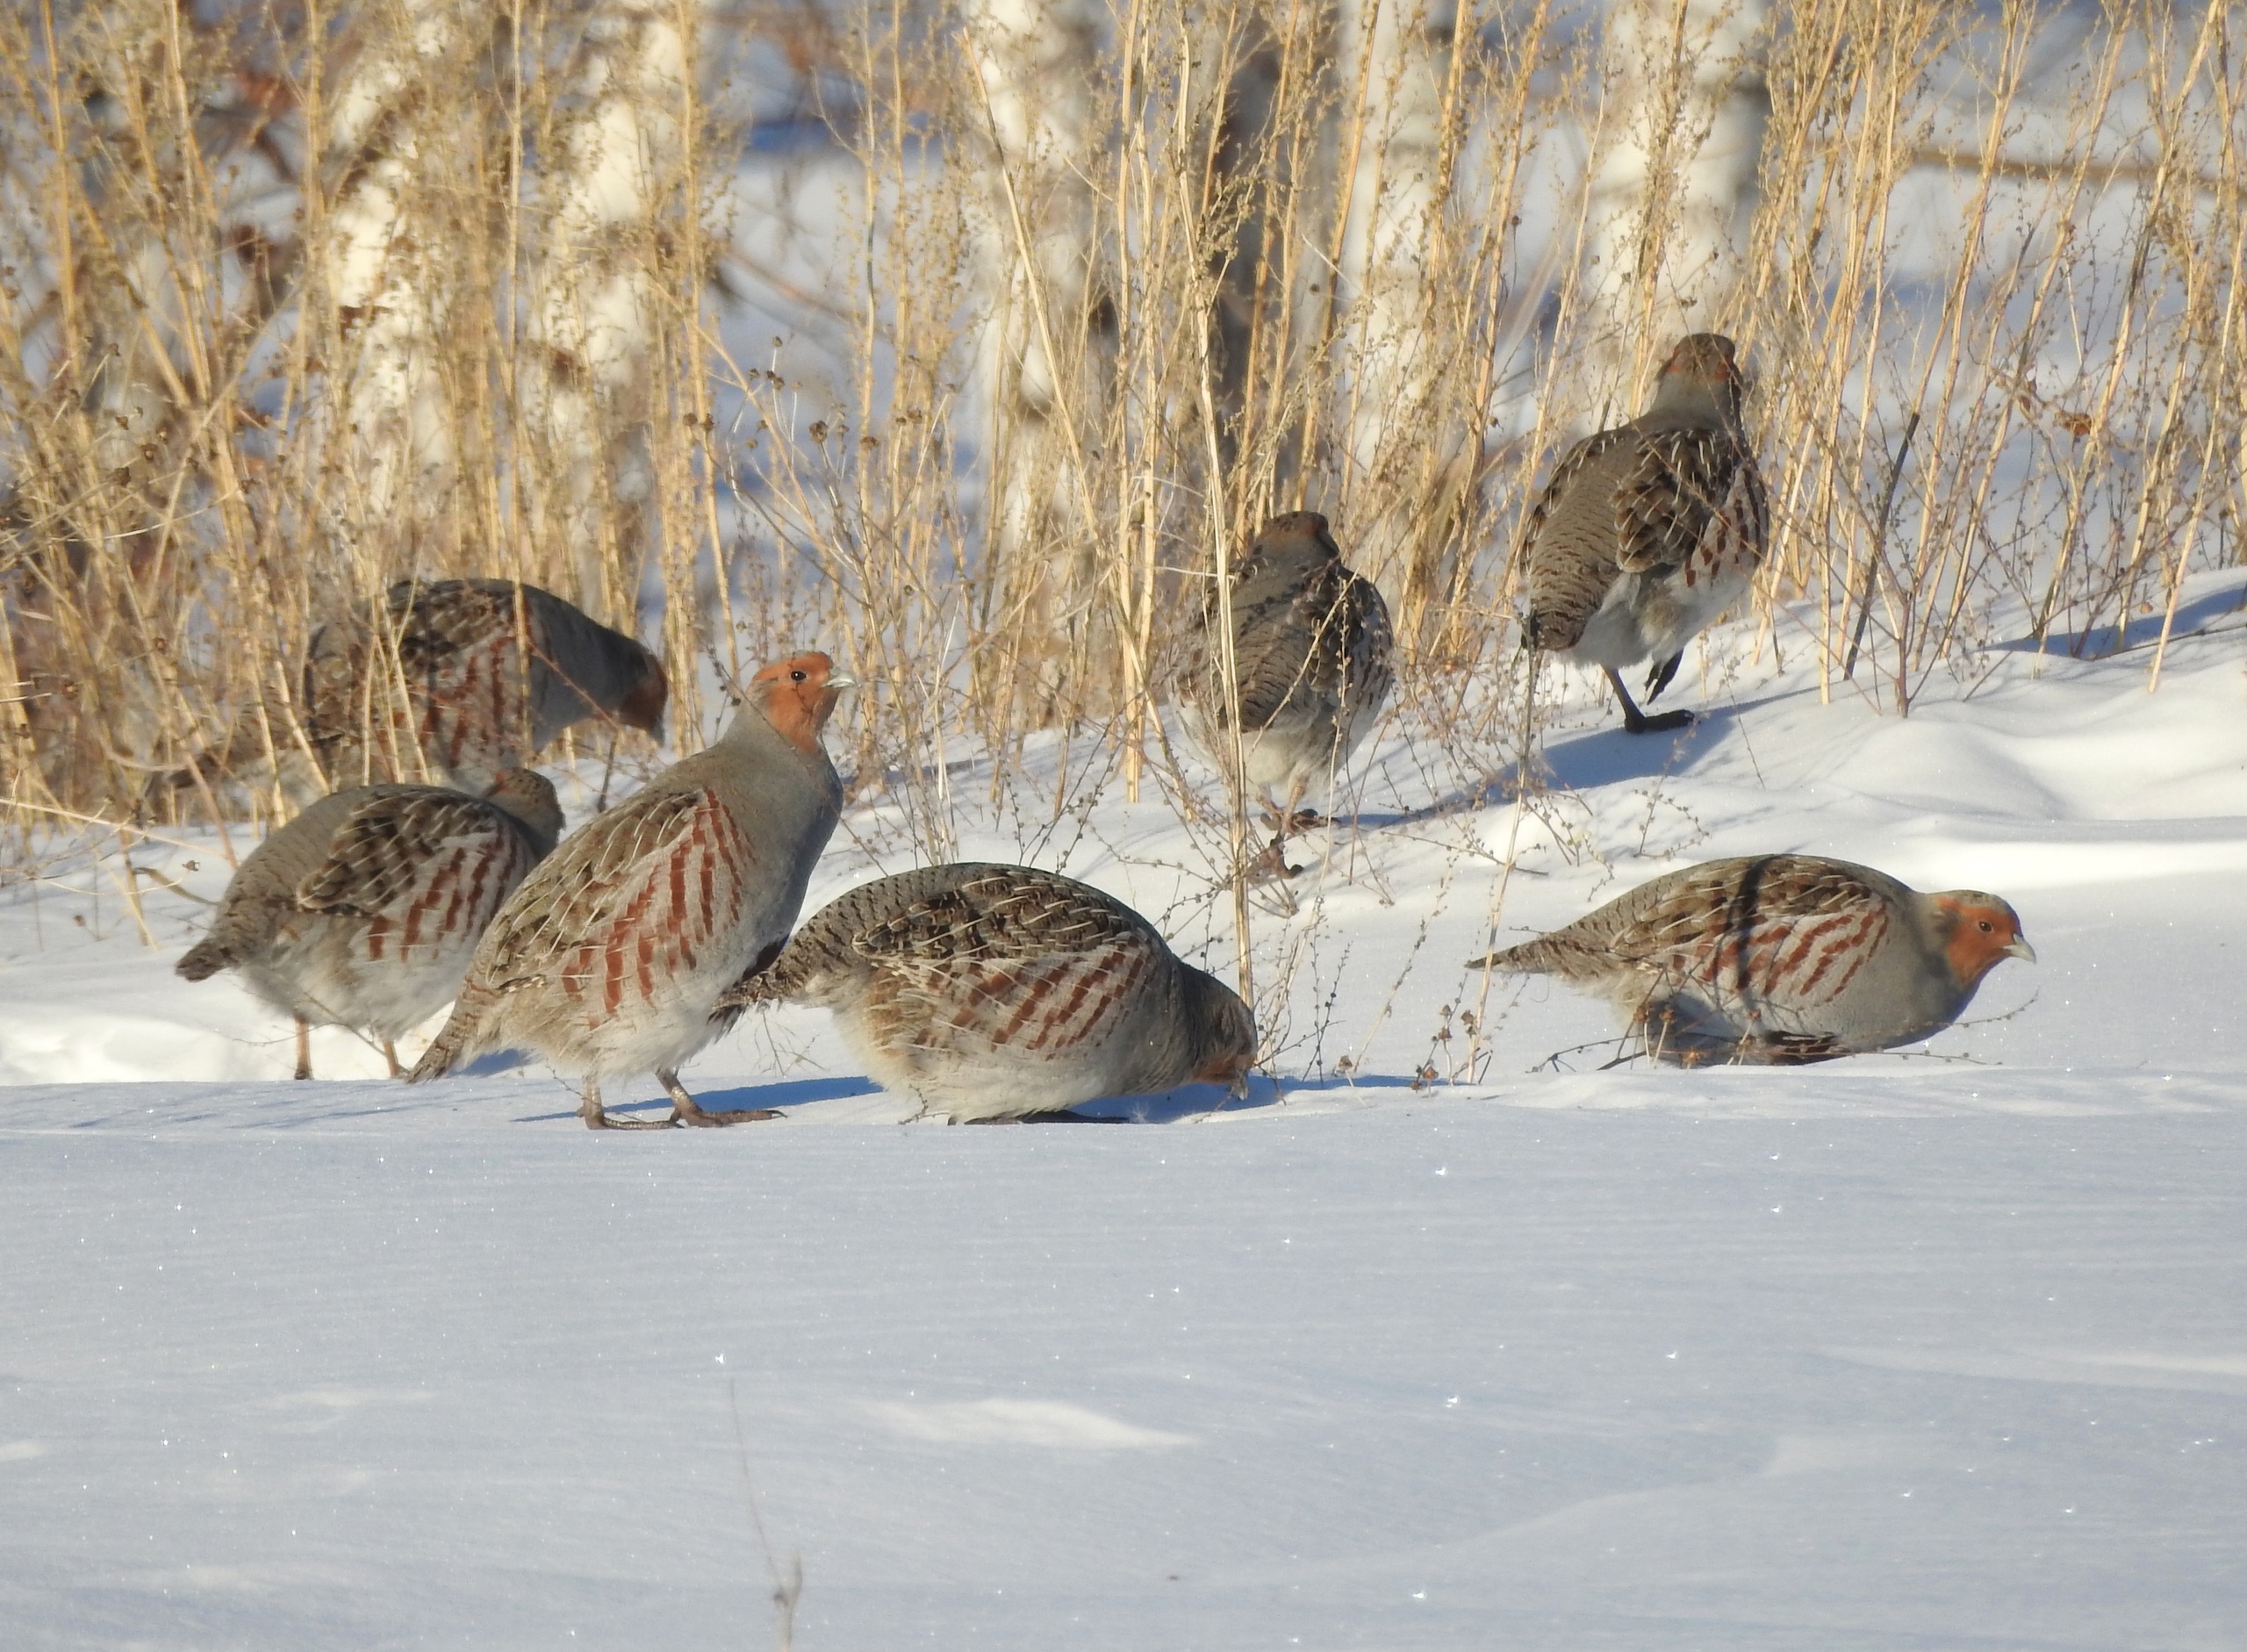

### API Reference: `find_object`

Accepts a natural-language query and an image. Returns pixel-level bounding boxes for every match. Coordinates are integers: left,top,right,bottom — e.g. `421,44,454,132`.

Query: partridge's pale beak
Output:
2005,936,2037,964
825,670,857,691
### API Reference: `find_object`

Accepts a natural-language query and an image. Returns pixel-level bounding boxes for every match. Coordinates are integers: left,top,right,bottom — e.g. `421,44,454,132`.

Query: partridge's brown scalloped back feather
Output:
718,862,1256,1122
303,579,669,792
1187,511,1394,805
176,771,563,1067
147,581,668,817
1468,854,2032,1066
1518,334,1767,729
407,652,847,1128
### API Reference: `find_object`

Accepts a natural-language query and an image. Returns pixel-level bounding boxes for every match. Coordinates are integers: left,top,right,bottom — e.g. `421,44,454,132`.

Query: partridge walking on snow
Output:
1467,854,2034,1065
1518,334,1766,733
1187,511,1394,873
176,769,564,1079
714,863,1258,1123
409,654,850,1129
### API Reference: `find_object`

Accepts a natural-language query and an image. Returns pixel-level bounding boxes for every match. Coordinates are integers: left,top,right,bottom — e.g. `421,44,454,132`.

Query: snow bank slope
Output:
1,1092,2241,1649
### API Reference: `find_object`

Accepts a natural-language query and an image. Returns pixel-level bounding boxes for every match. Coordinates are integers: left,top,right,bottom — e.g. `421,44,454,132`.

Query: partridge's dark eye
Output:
790,669,807,683
1978,919,1993,933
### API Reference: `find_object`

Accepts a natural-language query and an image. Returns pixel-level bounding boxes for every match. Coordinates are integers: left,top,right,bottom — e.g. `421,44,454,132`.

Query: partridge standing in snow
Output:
1467,854,2034,1065
409,654,850,1129
1518,334,1766,733
1187,511,1394,874
714,863,1257,1123
151,579,668,815
176,769,564,1079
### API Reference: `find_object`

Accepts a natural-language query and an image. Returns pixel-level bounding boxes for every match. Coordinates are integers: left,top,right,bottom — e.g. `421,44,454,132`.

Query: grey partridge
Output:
1186,511,1394,873
153,579,667,815
408,653,849,1129
1518,334,1766,733
714,862,1257,1123
1468,854,2034,1065
176,769,564,1078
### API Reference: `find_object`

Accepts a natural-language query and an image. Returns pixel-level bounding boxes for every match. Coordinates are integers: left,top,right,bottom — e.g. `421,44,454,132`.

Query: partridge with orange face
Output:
1468,854,2034,1065
1518,333,1767,733
408,654,849,1127
714,863,1257,1122
176,769,564,1079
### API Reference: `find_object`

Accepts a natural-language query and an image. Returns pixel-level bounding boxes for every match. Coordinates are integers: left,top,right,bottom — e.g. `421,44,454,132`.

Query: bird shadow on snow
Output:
1988,580,2247,657
509,1074,1284,1126
510,1074,882,1124
1070,1073,1289,1124
1358,690,1797,828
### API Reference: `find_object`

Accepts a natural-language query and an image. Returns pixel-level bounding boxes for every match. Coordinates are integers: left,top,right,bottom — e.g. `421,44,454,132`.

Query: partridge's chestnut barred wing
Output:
176,770,564,1078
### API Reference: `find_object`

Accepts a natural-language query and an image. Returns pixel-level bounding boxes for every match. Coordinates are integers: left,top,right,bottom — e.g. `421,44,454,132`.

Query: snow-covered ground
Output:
4,579,2244,1646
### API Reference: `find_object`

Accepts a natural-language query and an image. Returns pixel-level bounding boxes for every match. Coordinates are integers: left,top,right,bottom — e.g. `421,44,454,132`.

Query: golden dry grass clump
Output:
1,0,2239,878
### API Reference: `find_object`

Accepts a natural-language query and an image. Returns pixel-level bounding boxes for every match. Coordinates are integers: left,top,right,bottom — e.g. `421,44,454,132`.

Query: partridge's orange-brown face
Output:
1196,1049,1254,1100
752,652,851,753
1192,985,1258,1098
1936,894,2035,987
1662,333,1741,391
618,656,669,736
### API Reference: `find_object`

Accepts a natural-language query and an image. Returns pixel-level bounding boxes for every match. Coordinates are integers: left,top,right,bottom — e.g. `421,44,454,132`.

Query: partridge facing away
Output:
152,579,667,815
714,863,1257,1123
176,769,564,1079
408,653,850,1129
1467,854,2033,1066
1518,333,1766,734
1186,511,1394,873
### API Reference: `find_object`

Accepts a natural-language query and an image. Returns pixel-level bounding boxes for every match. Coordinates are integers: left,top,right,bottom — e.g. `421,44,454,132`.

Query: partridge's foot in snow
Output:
672,1100,782,1126
1247,840,1303,882
579,1085,673,1131
1605,668,1695,735
1263,804,1325,837
664,1071,781,1126
1623,706,1695,735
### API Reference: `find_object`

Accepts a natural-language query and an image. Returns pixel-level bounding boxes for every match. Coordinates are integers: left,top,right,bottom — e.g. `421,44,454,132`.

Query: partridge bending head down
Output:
1468,854,2033,1066
1185,511,1394,875
148,580,667,818
716,862,1257,1122
176,770,564,1078
408,652,850,1128
1518,333,1766,735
